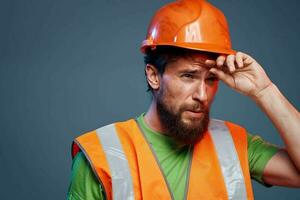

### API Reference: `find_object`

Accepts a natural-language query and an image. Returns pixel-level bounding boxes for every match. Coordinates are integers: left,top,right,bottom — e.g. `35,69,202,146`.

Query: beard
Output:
156,90,210,146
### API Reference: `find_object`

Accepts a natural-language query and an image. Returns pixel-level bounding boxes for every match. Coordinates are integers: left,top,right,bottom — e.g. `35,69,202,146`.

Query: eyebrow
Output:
179,69,199,74
178,68,217,77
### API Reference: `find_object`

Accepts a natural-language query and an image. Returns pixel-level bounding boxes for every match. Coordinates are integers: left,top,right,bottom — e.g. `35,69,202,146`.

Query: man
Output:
67,0,300,199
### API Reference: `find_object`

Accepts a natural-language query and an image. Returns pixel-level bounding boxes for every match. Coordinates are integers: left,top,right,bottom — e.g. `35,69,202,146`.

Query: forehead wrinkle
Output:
185,55,210,69
183,61,209,73
165,55,211,74
192,62,209,70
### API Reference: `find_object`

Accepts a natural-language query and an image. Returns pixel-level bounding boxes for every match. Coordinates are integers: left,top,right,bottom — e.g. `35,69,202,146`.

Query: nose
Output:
192,80,208,103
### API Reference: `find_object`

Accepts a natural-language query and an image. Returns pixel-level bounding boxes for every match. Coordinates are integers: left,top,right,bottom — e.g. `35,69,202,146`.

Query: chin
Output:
182,115,203,125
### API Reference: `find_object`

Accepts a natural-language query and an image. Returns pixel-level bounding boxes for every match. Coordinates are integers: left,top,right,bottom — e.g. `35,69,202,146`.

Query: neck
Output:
144,101,167,134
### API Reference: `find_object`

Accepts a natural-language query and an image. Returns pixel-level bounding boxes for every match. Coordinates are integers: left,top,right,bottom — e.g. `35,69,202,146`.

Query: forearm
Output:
253,83,300,170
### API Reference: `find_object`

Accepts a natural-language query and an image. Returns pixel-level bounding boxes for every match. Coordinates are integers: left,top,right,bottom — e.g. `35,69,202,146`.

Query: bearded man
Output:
67,0,300,199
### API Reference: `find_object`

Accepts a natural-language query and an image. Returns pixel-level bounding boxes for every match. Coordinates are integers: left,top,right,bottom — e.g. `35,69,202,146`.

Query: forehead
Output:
166,53,213,72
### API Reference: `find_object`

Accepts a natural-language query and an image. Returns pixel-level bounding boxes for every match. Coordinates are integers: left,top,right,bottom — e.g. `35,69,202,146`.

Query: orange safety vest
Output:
72,119,254,200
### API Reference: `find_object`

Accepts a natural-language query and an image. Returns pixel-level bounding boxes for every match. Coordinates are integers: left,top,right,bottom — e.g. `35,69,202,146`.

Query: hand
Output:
205,52,272,99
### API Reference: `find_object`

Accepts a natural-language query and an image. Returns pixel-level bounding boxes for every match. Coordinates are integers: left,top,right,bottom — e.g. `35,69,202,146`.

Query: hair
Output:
144,46,218,93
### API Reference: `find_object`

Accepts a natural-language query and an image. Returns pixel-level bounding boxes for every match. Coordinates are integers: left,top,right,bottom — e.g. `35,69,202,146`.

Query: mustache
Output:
180,103,207,112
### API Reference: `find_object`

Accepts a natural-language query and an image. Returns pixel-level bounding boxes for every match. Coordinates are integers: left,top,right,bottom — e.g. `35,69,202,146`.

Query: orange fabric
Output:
73,119,254,200
115,120,172,200
74,131,112,200
187,131,228,199
225,121,254,199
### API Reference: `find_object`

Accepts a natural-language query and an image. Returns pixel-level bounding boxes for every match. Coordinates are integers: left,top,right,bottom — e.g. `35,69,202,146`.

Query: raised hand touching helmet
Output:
206,52,272,99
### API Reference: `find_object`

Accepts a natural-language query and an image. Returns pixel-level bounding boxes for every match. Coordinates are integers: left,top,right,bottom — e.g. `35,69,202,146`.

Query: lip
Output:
185,110,204,118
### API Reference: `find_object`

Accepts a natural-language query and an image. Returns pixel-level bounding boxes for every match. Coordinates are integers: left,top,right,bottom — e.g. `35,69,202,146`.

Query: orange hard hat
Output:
141,0,235,55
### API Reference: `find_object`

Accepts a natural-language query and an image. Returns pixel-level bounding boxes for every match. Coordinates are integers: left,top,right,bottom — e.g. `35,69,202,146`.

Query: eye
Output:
181,73,194,79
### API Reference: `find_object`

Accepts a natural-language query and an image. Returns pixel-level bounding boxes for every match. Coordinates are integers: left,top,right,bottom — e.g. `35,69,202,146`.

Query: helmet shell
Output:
141,0,235,55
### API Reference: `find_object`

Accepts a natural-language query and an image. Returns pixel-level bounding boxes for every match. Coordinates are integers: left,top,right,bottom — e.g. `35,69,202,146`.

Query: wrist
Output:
252,82,276,102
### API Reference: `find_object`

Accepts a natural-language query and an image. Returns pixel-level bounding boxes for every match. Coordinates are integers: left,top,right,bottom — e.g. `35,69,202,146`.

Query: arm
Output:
67,152,106,199
254,83,300,187
206,52,300,187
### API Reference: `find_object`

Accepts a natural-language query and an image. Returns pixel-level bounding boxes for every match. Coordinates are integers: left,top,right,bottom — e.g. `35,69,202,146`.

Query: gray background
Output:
0,0,299,199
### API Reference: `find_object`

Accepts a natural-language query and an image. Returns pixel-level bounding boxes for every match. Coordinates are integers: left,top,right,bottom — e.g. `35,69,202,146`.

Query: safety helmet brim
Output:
141,41,236,55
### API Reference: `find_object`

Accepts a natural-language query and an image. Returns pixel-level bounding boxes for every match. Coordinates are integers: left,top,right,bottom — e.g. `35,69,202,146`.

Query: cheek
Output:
170,81,194,101
162,79,188,108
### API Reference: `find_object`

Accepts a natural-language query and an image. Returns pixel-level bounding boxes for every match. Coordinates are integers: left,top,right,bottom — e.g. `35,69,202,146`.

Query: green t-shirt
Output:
67,114,279,200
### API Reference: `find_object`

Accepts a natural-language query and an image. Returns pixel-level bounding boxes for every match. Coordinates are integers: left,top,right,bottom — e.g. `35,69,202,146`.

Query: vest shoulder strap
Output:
73,129,112,200
209,119,248,199
95,123,134,200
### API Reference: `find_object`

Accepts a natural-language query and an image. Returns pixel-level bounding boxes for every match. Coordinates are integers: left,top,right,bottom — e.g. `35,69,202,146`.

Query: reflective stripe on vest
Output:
96,124,134,200
95,119,247,200
209,119,247,200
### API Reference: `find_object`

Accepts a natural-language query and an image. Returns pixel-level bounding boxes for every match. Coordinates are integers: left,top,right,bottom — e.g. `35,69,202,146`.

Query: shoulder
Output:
67,152,105,200
210,119,247,136
209,119,249,153
76,118,137,139
72,118,138,157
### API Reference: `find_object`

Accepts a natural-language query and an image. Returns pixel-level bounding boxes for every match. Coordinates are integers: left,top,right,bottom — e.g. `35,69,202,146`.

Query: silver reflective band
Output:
209,119,247,200
96,124,134,200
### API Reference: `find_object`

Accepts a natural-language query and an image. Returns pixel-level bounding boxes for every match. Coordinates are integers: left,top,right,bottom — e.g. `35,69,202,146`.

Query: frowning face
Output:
155,54,219,145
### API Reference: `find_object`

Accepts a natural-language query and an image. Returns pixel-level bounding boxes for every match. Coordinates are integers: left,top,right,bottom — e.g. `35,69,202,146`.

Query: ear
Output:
145,64,160,90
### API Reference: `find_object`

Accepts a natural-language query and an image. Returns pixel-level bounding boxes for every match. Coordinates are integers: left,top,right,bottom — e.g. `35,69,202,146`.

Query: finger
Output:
235,52,244,68
239,52,254,65
226,55,236,73
205,59,216,67
209,68,234,87
216,55,226,68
